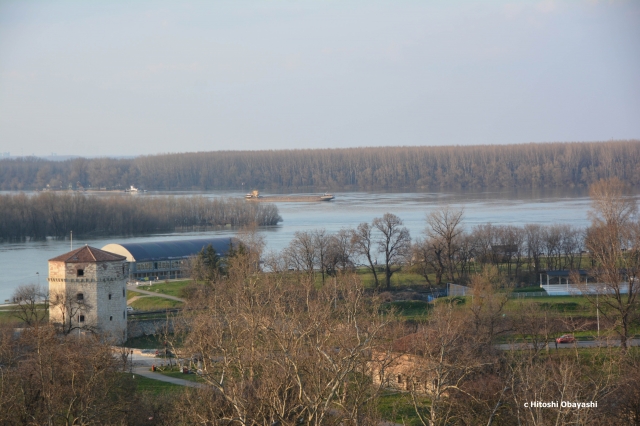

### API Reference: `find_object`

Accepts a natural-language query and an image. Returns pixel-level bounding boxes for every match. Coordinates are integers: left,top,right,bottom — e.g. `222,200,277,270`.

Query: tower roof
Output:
49,245,126,263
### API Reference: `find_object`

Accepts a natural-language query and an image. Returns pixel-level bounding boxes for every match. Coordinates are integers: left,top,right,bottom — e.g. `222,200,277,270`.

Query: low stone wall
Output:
127,318,175,338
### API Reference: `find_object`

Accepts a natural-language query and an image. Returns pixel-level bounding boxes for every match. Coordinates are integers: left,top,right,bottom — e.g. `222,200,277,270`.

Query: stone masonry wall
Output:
48,259,128,343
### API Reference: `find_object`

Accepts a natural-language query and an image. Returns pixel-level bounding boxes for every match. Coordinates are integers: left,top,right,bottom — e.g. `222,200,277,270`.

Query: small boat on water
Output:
319,193,335,201
124,185,146,193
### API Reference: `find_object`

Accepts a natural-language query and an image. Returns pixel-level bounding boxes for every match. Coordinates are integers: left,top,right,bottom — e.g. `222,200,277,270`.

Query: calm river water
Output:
0,188,616,302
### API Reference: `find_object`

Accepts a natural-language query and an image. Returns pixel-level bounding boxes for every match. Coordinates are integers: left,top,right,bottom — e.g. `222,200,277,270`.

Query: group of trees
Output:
1,140,639,191
0,192,282,240
277,208,614,290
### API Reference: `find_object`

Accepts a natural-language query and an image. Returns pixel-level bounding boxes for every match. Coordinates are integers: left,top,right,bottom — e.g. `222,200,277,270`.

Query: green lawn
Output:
130,297,184,311
381,300,431,319
156,366,203,383
127,290,143,300
504,295,595,317
130,374,183,395
0,309,20,324
136,280,190,298
377,392,421,425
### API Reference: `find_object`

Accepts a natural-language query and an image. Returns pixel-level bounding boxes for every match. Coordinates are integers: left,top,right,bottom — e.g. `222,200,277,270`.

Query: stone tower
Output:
48,245,129,343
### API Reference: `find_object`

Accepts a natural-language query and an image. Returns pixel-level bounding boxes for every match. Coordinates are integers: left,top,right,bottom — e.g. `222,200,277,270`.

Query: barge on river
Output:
244,190,334,202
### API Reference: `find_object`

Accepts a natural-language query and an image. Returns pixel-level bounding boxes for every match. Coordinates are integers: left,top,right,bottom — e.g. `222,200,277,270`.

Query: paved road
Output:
497,338,640,350
132,365,203,388
127,285,185,302
119,351,203,388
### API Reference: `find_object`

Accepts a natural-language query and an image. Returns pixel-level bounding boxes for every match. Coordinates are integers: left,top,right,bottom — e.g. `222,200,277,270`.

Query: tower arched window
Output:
77,293,84,301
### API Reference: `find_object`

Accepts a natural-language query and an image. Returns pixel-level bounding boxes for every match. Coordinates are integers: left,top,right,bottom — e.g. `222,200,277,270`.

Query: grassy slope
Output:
136,281,190,298
129,297,183,311
130,374,183,395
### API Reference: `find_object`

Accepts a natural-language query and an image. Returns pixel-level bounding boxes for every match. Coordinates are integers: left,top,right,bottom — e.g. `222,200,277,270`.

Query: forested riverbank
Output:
1,140,639,191
0,193,281,240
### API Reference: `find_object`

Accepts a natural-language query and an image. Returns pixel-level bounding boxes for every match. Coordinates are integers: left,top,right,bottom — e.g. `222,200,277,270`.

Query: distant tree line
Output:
0,192,282,240
1,140,639,191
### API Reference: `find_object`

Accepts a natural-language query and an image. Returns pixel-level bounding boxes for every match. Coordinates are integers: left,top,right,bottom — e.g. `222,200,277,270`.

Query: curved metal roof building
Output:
102,237,236,262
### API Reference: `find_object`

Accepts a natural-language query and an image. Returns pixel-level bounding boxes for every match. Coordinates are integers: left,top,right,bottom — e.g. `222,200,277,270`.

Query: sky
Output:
0,0,639,157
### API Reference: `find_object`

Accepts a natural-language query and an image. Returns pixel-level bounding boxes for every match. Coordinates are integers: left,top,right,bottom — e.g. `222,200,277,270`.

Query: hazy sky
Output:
0,0,638,157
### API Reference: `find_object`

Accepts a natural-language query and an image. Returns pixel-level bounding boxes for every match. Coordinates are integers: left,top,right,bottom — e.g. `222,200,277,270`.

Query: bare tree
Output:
325,229,354,274
284,230,317,277
373,213,411,290
412,236,446,287
426,207,464,282
10,284,48,329
467,266,512,348
582,179,640,349
313,228,330,283
403,303,489,426
351,222,380,288
524,224,545,276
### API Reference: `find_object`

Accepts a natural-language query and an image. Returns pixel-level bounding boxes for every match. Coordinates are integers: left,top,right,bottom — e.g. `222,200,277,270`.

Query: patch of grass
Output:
137,281,190,298
127,290,143,300
0,309,21,324
130,297,184,311
512,286,546,293
156,366,203,383
503,296,594,317
378,392,421,425
382,300,431,319
356,269,427,289
130,374,183,395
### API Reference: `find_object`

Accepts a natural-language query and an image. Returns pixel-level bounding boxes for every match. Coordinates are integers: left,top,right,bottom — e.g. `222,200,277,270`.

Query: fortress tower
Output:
48,245,129,343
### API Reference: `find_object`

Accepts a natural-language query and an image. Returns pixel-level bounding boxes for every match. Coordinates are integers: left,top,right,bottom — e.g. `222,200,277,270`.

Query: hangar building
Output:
101,237,235,281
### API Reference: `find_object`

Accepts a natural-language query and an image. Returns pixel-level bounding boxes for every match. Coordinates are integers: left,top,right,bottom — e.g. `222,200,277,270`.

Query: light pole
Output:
36,272,39,287
596,293,600,338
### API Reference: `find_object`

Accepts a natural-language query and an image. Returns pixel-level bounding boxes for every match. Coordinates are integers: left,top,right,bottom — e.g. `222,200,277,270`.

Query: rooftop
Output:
49,245,127,263
101,237,236,262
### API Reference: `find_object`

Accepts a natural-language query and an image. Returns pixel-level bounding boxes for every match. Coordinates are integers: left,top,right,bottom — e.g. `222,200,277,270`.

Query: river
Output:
0,187,616,302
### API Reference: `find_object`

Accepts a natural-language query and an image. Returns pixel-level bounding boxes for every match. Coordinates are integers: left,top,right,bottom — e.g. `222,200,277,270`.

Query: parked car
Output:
556,334,576,344
126,306,134,312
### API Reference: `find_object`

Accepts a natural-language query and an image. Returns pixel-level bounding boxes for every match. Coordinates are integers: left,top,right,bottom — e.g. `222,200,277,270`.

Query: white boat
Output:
320,193,334,201
125,185,146,193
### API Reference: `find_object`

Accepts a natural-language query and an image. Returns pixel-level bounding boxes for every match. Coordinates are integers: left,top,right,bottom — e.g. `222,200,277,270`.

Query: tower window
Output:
77,293,84,301
108,293,112,300
110,316,113,321
79,315,85,323
122,288,125,297
77,269,84,277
